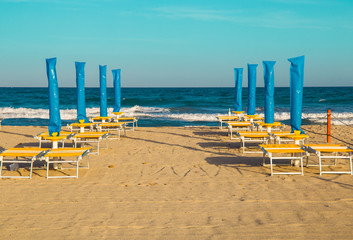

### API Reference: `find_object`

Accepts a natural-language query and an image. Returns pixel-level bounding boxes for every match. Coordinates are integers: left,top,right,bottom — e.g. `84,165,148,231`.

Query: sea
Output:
0,87,352,127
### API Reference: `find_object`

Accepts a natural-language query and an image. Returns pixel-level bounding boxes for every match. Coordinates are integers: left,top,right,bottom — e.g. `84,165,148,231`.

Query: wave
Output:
1,106,353,125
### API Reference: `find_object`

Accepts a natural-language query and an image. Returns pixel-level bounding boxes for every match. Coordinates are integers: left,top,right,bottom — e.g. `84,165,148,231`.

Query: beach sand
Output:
1,125,353,239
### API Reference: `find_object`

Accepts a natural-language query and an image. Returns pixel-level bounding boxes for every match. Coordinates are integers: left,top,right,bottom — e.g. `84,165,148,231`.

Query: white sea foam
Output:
1,106,353,125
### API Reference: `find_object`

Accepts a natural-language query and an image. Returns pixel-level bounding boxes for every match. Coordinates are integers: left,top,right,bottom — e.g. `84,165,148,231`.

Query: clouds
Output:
150,6,324,29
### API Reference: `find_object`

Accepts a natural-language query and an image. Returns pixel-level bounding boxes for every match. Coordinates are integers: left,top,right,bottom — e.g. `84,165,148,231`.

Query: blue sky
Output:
0,0,352,87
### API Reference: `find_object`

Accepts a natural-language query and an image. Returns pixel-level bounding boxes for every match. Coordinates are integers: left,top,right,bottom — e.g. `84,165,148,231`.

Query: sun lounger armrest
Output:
81,149,91,158
258,146,269,155
306,146,320,155
235,132,242,138
37,149,51,159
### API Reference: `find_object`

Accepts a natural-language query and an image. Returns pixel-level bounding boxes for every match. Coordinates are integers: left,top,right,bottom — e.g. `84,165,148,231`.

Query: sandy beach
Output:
1,125,353,239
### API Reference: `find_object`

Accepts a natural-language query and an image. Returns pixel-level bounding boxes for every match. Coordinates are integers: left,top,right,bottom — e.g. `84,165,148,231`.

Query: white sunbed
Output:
227,121,254,140
217,115,241,130
304,144,353,175
0,147,49,179
95,122,126,139
41,147,91,179
236,131,271,153
69,132,110,155
259,144,306,176
34,131,74,148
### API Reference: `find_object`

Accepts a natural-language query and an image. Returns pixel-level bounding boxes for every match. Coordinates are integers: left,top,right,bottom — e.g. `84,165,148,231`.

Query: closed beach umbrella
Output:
234,68,243,111
112,69,121,112
75,62,88,123
263,61,276,124
46,57,61,136
247,64,258,115
288,55,305,132
99,65,107,117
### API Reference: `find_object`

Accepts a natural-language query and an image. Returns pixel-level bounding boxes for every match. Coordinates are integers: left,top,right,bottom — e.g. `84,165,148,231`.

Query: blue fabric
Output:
112,69,121,112
247,64,258,115
75,62,88,123
99,65,107,117
263,61,276,124
46,57,61,136
288,56,305,133
233,68,243,111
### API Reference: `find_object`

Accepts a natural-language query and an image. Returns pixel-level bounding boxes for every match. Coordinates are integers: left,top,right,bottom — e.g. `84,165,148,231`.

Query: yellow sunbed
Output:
90,116,112,123
271,131,309,144
227,121,254,139
95,122,126,139
304,144,353,175
0,147,49,179
41,147,91,179
217,115,240,129
243,115,264,123
259,144,306,176
34,131,74,148
236,131,270,153
256,122,285,132
67,122,96,132
69,132,110,155
114,117,138,130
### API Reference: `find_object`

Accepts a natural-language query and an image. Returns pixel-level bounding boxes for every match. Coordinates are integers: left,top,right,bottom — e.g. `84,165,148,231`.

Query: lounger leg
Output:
76,160,79,179
300,156,304,176
319,155,323,176
46,160,49,179
0,157,3,177
350,156,353,175
270,155,273,176
29,159,33,179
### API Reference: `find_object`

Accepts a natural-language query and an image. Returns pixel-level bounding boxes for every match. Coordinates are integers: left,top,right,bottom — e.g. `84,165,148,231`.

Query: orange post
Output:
327,109,331,143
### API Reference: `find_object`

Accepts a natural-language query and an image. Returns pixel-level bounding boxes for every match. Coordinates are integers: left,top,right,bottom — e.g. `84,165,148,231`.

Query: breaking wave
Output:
1,106,353,125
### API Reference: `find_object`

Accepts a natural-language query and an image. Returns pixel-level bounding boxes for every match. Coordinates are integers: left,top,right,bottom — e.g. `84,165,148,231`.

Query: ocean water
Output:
0,87,352,127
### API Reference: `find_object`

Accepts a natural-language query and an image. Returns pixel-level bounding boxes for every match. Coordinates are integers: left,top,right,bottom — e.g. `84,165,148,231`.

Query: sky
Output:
0,0,352,87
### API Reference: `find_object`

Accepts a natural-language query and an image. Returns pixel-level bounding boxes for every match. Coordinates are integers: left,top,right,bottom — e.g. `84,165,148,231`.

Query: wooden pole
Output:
327,109,331,143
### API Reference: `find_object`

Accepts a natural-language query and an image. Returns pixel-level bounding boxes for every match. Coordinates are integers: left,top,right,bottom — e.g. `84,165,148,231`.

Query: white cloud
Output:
151,6,325,29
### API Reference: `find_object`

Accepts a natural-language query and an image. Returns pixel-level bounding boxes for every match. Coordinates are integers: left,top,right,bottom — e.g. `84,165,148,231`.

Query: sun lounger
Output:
227,121,254,139
217,116,240,129
114,117,138,131
304,144,353,175
34,131,74,148
236,131,270,153
41,147,91,179
271,131,309,144
69,132,110,155
90,116,112,123
259,144,306,176
255,122,285,132
243,115,264,123
0,148,49,179
67,122,96,132
95,122,126,139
